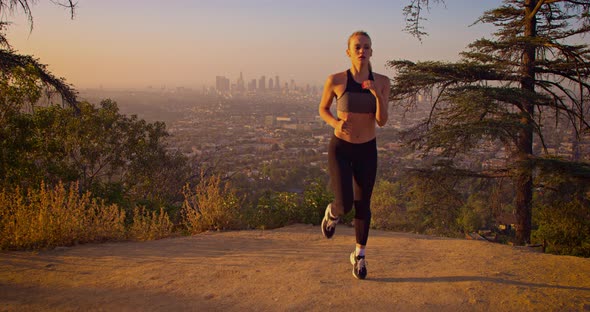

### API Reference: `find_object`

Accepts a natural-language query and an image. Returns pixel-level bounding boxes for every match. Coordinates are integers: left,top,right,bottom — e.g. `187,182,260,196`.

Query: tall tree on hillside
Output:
394,0,590,244
0,0,78,110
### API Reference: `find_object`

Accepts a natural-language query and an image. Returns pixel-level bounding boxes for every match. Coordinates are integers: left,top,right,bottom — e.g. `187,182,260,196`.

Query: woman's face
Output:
347,35,372,64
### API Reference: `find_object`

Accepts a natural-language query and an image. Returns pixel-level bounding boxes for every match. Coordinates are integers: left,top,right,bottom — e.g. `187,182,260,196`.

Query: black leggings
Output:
328,135,377,246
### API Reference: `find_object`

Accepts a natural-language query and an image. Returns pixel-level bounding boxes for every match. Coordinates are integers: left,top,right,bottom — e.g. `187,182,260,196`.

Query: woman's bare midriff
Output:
334,111,376,143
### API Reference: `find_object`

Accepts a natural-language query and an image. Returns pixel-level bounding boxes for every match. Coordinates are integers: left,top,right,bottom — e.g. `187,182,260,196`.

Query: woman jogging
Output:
318,30,390,280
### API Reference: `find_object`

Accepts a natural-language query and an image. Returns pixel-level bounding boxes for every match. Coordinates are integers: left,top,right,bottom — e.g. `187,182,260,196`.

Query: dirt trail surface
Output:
1,224,589,311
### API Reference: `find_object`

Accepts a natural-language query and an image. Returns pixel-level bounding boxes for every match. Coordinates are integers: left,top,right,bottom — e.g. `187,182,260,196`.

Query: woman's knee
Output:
353,200,371,220
331,201,353,216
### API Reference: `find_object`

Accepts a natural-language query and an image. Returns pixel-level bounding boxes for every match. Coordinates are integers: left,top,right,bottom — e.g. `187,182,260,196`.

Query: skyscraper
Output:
259,75,266,91
216,76,230,93
237,72,245,92
248,79,257,91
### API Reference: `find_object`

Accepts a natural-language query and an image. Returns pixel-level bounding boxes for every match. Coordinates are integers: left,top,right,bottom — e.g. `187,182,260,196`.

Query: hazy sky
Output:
5,0,505,89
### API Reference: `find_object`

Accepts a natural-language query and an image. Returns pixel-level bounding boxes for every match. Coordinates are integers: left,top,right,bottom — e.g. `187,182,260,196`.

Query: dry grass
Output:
0,182,126,250
181,174,242,234
0,182,176,250
129,206,174,241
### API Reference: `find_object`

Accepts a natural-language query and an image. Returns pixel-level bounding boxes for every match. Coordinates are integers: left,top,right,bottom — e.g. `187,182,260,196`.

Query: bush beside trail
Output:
0,182,172,250
1,174,588,258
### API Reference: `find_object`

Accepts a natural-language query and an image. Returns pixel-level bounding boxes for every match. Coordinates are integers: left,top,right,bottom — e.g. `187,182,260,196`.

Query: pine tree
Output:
394,0,590,244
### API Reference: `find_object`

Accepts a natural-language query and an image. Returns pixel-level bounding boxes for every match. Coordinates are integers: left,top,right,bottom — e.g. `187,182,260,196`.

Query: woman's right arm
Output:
318,75,342,131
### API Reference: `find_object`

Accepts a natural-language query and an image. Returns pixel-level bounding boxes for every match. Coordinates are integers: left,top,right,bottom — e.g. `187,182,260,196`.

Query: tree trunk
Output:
572,131,580,161
514,0,537,245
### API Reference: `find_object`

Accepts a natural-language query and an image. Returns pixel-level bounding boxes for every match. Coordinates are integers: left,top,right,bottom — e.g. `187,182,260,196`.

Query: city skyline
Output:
6,1,516,89
215,72,313,94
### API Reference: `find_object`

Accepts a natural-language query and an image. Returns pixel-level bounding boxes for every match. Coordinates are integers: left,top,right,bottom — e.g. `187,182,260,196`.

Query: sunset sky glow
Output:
6,1,513,89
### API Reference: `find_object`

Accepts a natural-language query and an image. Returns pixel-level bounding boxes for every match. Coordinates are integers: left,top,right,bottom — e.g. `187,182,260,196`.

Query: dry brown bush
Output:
0,182,126,250
181,174,242,234
129,206,174,241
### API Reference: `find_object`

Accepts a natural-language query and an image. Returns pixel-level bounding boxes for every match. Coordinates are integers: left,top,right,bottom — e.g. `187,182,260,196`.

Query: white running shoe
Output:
350,251,367,280
321,204,339,239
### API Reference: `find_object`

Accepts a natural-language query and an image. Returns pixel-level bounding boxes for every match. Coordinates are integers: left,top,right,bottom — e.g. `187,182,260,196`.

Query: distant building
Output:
259,75,266,91
237,72,245,92
216,76,230,93
276,117,292,122
248,79,257,91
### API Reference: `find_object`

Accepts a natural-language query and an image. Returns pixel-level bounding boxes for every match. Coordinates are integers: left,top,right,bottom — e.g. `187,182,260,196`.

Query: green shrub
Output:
532,166,590,257
457,194,491,233
298,179,333,225
246,190,299,229
371,179,407,230
533,200,590,257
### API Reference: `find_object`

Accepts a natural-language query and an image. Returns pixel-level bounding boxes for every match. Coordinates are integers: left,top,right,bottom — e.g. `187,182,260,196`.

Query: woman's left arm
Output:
374,75,390,127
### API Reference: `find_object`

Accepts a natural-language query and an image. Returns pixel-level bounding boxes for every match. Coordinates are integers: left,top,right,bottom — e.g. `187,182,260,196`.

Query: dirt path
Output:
1,224,589,311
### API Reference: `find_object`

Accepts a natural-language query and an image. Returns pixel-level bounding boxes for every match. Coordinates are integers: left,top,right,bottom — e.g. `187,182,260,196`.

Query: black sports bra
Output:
336,69,376,114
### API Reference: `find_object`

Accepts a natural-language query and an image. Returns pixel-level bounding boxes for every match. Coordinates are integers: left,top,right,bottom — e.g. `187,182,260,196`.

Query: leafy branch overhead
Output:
402,0,445,41
0,49,78,110
0,0,76,31
0,0,78,110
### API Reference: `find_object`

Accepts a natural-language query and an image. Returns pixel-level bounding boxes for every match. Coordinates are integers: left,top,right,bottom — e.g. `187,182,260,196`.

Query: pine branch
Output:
49,0,76,19
0,48,78,111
